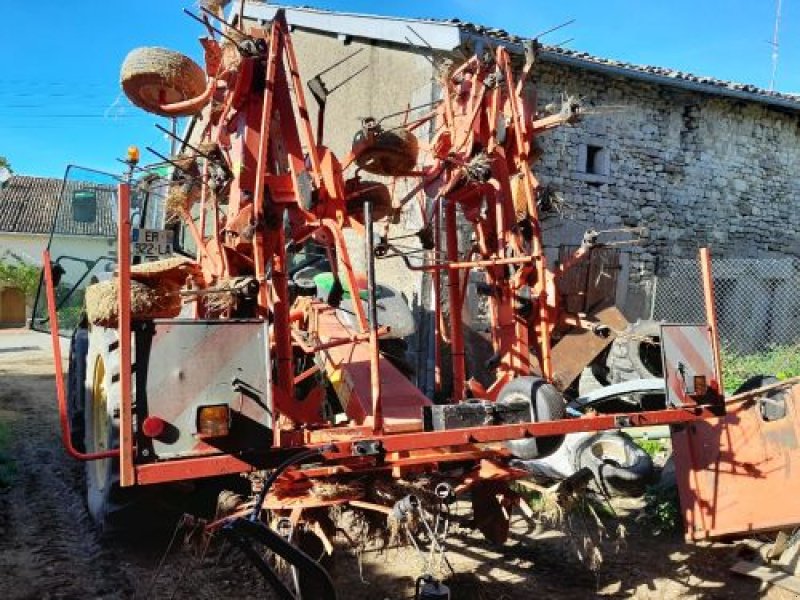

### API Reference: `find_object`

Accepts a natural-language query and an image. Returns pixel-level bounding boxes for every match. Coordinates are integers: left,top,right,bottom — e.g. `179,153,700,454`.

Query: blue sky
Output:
0,1,797,177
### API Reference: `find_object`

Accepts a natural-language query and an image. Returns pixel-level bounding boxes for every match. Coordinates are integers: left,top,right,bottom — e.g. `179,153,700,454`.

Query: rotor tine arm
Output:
224,518,338,600
221,523,297,599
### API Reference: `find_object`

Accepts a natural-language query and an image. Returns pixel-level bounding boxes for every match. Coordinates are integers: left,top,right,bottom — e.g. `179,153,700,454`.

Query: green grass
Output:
643,483,681,535
636,439,668,458
0,421,16,488
721,343,800,392
0,251,39,300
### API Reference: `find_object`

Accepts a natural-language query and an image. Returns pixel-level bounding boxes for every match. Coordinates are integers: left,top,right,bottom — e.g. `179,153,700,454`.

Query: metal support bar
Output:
365,200,383,433
291,325,390,353
316,405,721,459
118,182,135,487
42,250,119,462
445,200,466,400
699,247,723,394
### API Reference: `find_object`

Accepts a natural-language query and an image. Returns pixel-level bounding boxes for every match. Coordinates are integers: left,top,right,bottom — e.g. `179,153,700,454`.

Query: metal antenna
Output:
769,0,782,91
183,8,243,47
551,37,575,48
307,48,368,147
115,158,148,173
533,18,576,41
404,25,437,68
198,5,249,38
144,146,193,174
313,48,365,80
154,123,213,159
407,25,435,50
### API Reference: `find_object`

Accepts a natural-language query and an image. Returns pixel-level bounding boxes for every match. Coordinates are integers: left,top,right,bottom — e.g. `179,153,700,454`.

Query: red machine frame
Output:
42,11,728,497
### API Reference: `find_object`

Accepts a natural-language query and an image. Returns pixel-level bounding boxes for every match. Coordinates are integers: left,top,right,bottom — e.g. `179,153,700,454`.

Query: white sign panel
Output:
661,324,718,407
131,228,173,261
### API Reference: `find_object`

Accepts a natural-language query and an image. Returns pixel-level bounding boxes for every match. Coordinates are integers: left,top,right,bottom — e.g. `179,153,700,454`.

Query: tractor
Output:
32,4,800,598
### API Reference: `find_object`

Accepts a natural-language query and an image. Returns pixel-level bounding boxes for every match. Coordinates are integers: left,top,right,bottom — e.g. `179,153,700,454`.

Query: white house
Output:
0,174,116,292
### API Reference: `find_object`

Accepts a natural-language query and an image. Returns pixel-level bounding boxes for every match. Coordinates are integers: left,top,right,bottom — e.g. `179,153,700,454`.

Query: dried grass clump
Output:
534,486,580,528
464,152,492,183
164,154,202,223
198,0,230,16
203,290,235,314
198,141,220,156
510,173,529,220
519,475,625,575
165,184,196,222
130,256,200,284
201,278,239,314
172,155,198,173
435,58,457,81
85,279,181,327
311,480,365,501
373,476,441,509
347,505,397,550
221,41,242,71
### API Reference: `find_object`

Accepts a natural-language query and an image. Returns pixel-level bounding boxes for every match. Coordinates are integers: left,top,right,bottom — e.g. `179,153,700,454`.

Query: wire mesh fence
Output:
651,258,800,355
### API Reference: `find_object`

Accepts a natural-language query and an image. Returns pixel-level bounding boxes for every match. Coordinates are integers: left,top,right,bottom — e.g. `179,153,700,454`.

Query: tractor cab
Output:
31,161,175,337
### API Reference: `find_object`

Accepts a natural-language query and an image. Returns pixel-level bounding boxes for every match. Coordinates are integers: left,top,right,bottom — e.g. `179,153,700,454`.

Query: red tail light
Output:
142,416,166,438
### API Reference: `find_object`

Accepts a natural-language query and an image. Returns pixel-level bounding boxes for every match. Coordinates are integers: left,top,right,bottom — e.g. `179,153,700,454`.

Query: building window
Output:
577,141,610,183
586,145,604,174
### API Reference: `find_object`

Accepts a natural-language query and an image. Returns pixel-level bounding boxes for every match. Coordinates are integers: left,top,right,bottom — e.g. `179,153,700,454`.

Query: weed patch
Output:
721,343,800,392
642,483,681,535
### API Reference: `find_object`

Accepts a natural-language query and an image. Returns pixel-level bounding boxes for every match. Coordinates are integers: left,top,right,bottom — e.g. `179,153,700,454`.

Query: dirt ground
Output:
0,337,792,599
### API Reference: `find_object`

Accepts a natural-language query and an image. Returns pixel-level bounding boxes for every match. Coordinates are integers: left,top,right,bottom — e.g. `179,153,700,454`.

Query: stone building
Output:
239,3,800,318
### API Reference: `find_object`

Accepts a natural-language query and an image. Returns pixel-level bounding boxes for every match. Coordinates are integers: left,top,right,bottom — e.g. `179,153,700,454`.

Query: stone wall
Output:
531,61,800,317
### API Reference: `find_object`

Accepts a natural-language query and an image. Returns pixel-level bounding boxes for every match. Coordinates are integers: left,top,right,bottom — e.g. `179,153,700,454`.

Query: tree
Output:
0,157,11,189
0,251,39,302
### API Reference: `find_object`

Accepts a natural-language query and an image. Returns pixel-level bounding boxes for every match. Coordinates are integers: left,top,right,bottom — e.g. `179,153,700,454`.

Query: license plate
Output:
131,228,173,260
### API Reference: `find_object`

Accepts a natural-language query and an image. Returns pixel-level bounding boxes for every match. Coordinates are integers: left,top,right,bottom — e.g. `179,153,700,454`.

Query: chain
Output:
393,486,455,579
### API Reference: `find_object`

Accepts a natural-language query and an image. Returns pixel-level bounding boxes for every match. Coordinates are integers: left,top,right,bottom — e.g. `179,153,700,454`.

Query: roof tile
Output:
0,175,116,237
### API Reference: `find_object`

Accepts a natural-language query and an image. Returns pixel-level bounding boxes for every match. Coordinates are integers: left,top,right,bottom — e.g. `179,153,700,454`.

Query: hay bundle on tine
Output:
310,480,365,501
130,256,201,285
199,0,231,16
221,41,242,72
165,185,191,222
165,155,202,222
86,279,182,327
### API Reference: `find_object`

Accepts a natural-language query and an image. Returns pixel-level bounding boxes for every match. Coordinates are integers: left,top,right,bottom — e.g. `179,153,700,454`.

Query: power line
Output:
0,106,127,111
0,114,153,118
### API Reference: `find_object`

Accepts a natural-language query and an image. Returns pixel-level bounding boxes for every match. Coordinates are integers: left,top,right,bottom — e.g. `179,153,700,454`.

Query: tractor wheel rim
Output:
91,355,109,488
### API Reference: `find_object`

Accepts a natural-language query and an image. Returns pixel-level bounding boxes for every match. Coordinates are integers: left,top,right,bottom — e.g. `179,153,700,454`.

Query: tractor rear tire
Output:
497,376,566,459
120,47,207,117
83,326,140,534
606,319,664,384
733,374,779,394
67,327,89,452
573,431,654,497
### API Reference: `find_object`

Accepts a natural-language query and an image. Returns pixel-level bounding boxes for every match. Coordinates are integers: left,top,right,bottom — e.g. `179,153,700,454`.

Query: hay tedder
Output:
34,5,800,598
